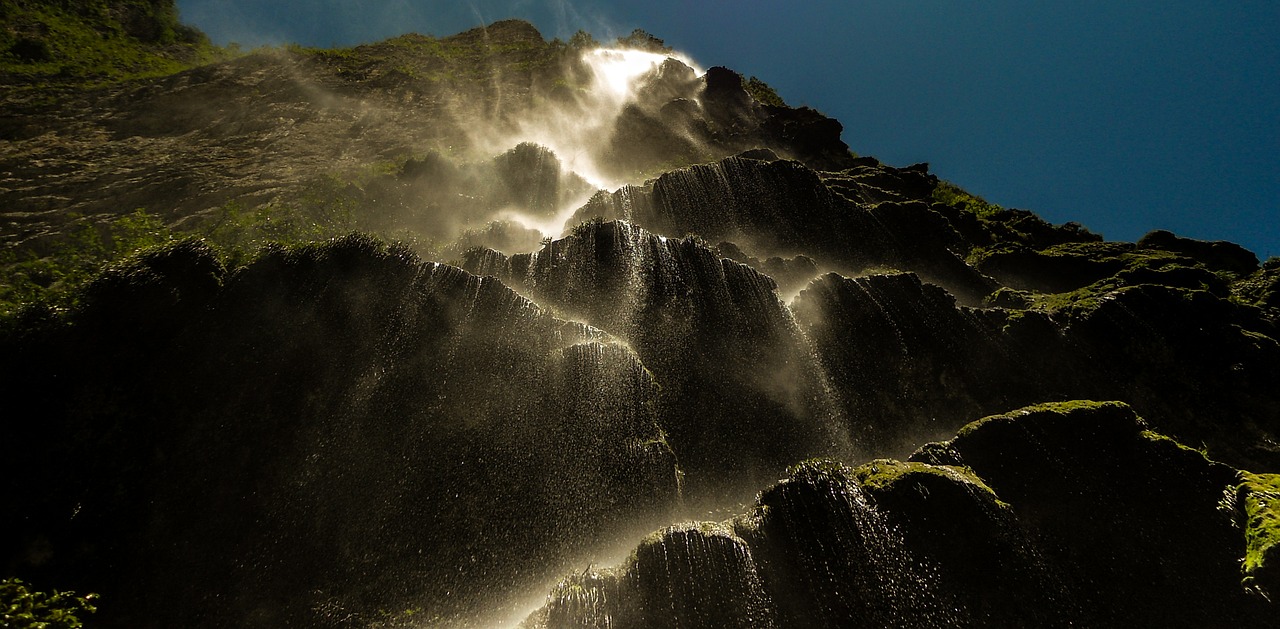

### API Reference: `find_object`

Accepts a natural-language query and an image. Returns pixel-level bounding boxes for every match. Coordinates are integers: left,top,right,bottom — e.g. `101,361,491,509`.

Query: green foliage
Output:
567,30,598,49
1236,472,1280,597
0,209,173,316
296,23,559,86
933,180,1003,218
615,28,671,53
1,577,98,629
201,179,357,267
0,0,232,87
744,76,786,107
852,458,1001,501
0,176,363,316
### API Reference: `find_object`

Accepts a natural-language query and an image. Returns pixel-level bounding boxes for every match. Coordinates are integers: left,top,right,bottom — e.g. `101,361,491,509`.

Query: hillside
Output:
2,7,1280,628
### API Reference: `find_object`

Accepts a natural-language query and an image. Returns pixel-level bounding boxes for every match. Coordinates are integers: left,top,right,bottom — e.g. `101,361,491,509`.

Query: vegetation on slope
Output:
0,0,227,86
1237,472,1280,598
0,578,97,629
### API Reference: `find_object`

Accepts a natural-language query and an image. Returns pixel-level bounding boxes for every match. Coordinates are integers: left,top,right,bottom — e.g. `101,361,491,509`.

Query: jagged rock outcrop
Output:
1233,471,1280,599
791,271,1039,454
714,240,819,297
912,401,1254,627
1234,257,1280,325
452,212,1280,473
790,270,1280,469
1,236,680,627
463,220,852,497
570,153,998,303
5,12,1280,629
526,401,1272,628
1,18,855,259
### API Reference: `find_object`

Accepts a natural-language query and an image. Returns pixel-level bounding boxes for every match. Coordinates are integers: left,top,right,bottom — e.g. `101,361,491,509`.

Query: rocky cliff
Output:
2,6,1279,628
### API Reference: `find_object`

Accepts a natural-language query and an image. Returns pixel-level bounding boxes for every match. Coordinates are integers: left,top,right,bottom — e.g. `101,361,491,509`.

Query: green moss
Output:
0,0,231,87
0,209,174,316
0,577,98,629
1140,429,1212,459
744,76,786,107
932,180,1003,219
955,400,1128,440
785,457,857,485
1237,472,1280,596
852,458,1002,503
289,24,562,86
1026,282,1121,314
980,237,1229,314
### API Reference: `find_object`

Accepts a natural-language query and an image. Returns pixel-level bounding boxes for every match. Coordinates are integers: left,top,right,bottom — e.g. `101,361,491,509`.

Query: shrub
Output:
0,577,98,629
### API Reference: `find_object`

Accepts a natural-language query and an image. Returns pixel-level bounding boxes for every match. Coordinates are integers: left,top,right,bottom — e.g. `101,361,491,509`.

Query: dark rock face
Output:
914,401,1255,627
1,237,680,627
526,402,1272,628
791,272,1033,454
5,15,1280,629
0,20,853,255
528,523,776,629
600,64,857,180
463,220,851,497
572,154,997,303
790,270,1280,469
1138,229,1259,276
715,240,820,297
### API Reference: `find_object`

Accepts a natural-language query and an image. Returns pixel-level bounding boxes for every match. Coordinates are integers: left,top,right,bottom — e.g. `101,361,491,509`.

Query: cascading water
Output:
461,219,858,499
9,16,1274,629
470,46,705,241
522,461,955,628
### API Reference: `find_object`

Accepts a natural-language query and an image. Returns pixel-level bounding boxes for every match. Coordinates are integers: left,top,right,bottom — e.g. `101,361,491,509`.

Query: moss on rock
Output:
1236,472,1280,598
852,458,1001,504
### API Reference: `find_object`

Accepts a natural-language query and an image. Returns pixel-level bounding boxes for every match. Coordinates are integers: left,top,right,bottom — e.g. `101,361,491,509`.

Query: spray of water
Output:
468,46,705,238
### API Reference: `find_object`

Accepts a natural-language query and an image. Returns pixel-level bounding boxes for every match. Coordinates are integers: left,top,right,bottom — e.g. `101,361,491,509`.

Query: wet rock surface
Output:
791,269,1280,469
1,237,680,627
4,10,1280,629
463,220,852,497
570,154,997,304
527,402,1272,628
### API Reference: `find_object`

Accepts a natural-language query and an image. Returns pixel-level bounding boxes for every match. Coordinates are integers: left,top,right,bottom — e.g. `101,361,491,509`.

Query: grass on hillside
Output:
0,0,231,87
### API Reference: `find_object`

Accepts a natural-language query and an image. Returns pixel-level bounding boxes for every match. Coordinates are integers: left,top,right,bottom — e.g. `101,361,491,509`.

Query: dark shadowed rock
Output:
571,155,997,304
1138,229,1259,277
912,401,1259,627
789,270,1280,469
528,402,1272,628
0,236,681,627
463,220,851,497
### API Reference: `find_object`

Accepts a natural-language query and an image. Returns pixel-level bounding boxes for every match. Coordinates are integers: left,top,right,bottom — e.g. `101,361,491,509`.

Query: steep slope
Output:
3,14,1280,629
463,220,852,498
0,19,853,259
570,152,996,303
1,237,680,627
791,270,1280,467
0,0,216,84
525,402,1272,628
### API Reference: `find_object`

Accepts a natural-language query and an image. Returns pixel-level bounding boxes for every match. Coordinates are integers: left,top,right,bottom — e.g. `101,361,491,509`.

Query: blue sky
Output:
176,1,1280,258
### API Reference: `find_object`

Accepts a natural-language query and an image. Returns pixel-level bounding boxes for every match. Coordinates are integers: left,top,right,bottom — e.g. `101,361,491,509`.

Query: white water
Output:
473,47,704,239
